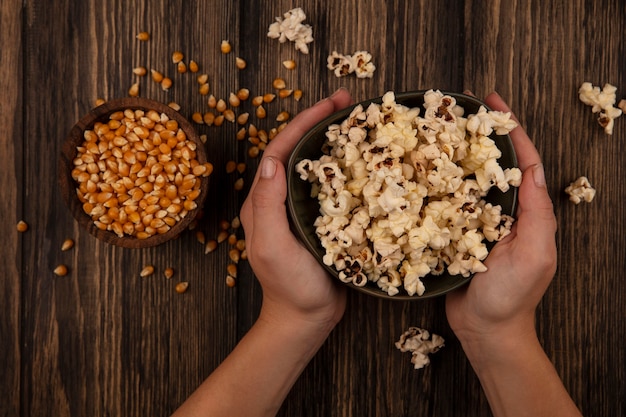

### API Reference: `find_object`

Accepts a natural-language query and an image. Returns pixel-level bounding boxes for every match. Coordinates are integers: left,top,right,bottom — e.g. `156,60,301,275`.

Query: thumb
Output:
248,156,294,247
516,163,557,242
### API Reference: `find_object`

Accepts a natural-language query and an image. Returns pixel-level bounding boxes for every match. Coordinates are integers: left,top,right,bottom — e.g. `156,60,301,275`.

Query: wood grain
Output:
2,0,625,416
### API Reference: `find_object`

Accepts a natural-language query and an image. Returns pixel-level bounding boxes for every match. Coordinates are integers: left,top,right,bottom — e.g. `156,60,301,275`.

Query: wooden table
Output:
2,1,625,415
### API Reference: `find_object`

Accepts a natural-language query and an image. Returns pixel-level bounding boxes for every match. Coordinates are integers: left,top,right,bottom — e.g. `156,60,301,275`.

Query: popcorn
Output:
327,50,376,78
578,82,623,134
267,7,313,54
565,176,596,204
296,90,522,296
395,327,445,370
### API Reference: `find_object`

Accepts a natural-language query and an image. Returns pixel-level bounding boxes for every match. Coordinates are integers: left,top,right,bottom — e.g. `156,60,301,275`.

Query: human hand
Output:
446,91,558,346
240,88,352,331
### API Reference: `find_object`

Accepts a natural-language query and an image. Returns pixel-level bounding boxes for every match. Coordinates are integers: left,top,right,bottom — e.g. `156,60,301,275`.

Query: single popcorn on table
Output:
267,7,313,54
327,50,376,78
565,176,596,204
578,82,623,134
395,327,445,370
296,90,522,296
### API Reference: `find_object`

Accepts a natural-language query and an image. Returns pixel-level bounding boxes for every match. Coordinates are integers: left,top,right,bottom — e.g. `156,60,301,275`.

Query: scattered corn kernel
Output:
177,61,187,73
189,60,199,73
204,239,218,254
197,73,209,84
54,265,68,276
225,160,237,173
196,230,206,244
220,40,232,54
216,99,227,113
276,111,290,122
213,115,224,126
140,265,155,277
133,66,147,76
255,105,267,119
16,220,28,232
175,281,189,293
279,89,293,99
128,83,139,97
168,101,181,111
237,88,250,101
136,31,150,41
235,57,246,69
151,69,164,83
61,238,74,251
229,92,241,107
191,112,204,124
217,230,229,243
172,51,184,64
164,267,175,279
248,145,260,158
229,248,241,263
263,93,276,103
226,275,236,287
203,112,215,126
95,98,106,106
293,89,303,101
207,95,217,108
234,178,244,191
251,96,264,107
199,83,210,95
272,78,286,89
282,59,296,70
161,77,172,91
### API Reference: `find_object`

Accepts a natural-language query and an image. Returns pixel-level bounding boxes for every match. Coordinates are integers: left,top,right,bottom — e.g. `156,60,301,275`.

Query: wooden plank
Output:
0,0,23,416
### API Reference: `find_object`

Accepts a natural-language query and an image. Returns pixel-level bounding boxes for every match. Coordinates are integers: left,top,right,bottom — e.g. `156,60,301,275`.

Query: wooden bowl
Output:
59,97,210,248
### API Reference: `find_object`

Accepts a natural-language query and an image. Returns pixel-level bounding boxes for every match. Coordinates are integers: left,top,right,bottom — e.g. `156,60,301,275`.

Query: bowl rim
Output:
286,90,519,300
58,97,209,248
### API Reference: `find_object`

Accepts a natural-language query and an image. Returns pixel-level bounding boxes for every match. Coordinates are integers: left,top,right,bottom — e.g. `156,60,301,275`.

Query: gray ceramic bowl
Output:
286,91,518,300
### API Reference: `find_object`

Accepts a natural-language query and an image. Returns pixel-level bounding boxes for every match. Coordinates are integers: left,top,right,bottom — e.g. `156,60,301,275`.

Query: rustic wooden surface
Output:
2,0,625,416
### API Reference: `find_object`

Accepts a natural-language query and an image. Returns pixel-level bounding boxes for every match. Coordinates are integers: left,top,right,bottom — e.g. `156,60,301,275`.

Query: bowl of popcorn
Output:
287,90,521,299
59,97,212,248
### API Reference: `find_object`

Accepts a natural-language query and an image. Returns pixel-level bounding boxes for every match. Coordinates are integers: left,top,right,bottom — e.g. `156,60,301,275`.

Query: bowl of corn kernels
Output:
59,97,212,248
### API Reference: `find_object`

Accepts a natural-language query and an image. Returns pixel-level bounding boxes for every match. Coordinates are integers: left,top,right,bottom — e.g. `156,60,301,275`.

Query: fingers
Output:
483,92,542,172
242,88,352,232
262,88,352,164
516,163,557,235
245,156,297,253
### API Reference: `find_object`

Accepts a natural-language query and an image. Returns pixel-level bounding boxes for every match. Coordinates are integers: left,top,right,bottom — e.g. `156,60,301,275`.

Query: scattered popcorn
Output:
565,176,596,204
327,50,376,78
578,82,623,134
296,90,522,296
267,7,313,54
395,327,444,370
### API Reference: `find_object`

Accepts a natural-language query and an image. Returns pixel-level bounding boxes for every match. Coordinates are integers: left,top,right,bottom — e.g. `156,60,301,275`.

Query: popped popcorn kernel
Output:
296,90,521,296
578,82,623,134
565,176,596,204
327,50,376,78
267,7,313,54
395,327,445,370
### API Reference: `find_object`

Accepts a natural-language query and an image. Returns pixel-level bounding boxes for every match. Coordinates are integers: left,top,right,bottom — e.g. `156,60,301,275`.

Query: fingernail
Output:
260,156,277,179
533,164,546,187
331,87,348,98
